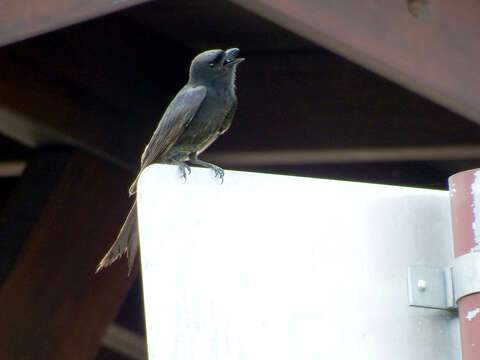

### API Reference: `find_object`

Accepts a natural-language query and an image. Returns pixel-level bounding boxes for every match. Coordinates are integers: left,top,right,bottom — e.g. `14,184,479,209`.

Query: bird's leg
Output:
169,160,191,182
190,154,224,183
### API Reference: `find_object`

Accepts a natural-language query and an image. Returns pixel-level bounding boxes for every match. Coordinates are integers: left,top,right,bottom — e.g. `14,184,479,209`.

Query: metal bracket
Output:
408,252,480,310
408,265,455,309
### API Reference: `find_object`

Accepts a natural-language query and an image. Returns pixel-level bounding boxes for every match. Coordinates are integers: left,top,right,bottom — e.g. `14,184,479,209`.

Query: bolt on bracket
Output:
408,252,480,310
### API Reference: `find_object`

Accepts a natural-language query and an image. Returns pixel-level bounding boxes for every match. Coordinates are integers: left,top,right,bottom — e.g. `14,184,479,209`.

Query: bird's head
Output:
189,48,244,87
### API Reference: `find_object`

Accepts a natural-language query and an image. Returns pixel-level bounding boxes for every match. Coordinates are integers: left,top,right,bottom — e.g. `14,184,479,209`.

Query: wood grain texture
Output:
0,147,138,360
0,0,150,46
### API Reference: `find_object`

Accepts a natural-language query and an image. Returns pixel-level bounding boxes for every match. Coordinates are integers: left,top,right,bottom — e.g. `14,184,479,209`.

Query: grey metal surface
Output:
453,252,480,302
137,165,460,360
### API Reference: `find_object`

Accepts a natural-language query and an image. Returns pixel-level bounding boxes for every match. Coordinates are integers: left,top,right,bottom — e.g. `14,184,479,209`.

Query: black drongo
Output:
96,48,244,274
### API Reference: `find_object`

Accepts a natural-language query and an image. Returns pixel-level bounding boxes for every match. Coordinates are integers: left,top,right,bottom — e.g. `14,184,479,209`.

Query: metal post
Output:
449,169,480,360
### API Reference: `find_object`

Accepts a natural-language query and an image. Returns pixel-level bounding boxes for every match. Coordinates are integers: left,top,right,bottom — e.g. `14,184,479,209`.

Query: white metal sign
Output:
137,165,459,360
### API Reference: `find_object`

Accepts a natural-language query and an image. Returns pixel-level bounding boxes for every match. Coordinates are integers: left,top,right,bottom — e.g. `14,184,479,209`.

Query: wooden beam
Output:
0,0,150,47
1,144,479,179
231,0,480,125
0,147,138,360
206,145,480,166
3,144,477,178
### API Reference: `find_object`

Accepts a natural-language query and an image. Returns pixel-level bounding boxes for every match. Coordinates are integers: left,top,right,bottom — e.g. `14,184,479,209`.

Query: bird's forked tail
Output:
96,201,139,275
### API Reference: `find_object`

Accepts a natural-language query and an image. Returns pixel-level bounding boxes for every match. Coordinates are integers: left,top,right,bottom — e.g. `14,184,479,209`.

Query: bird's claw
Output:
178,163,191,183
211,165,224,183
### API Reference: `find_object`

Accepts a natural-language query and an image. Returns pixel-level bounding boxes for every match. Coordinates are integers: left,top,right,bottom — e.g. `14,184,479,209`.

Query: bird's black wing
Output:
129,85,206,195
219,100,237,135
141,85,207,166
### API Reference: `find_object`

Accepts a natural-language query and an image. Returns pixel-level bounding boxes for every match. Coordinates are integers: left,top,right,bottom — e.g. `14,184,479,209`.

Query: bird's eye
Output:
209,63,215,68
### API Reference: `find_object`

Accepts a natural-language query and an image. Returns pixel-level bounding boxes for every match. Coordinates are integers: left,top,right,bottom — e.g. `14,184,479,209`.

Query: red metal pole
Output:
449,169,480,359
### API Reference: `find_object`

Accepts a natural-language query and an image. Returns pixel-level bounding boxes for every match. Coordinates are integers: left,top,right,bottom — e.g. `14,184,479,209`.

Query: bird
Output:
96,48,244,275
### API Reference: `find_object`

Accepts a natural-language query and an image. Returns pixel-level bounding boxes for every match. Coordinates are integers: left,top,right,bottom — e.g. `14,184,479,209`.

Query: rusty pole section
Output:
449,169,480,360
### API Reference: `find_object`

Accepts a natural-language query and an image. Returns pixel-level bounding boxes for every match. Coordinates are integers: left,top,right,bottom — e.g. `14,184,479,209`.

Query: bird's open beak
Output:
224,48,245,67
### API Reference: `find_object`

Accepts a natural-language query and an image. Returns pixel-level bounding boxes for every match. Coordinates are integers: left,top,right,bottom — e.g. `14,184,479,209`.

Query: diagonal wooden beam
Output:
0,147,137,360
231,0,480,125
0,0,151,47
